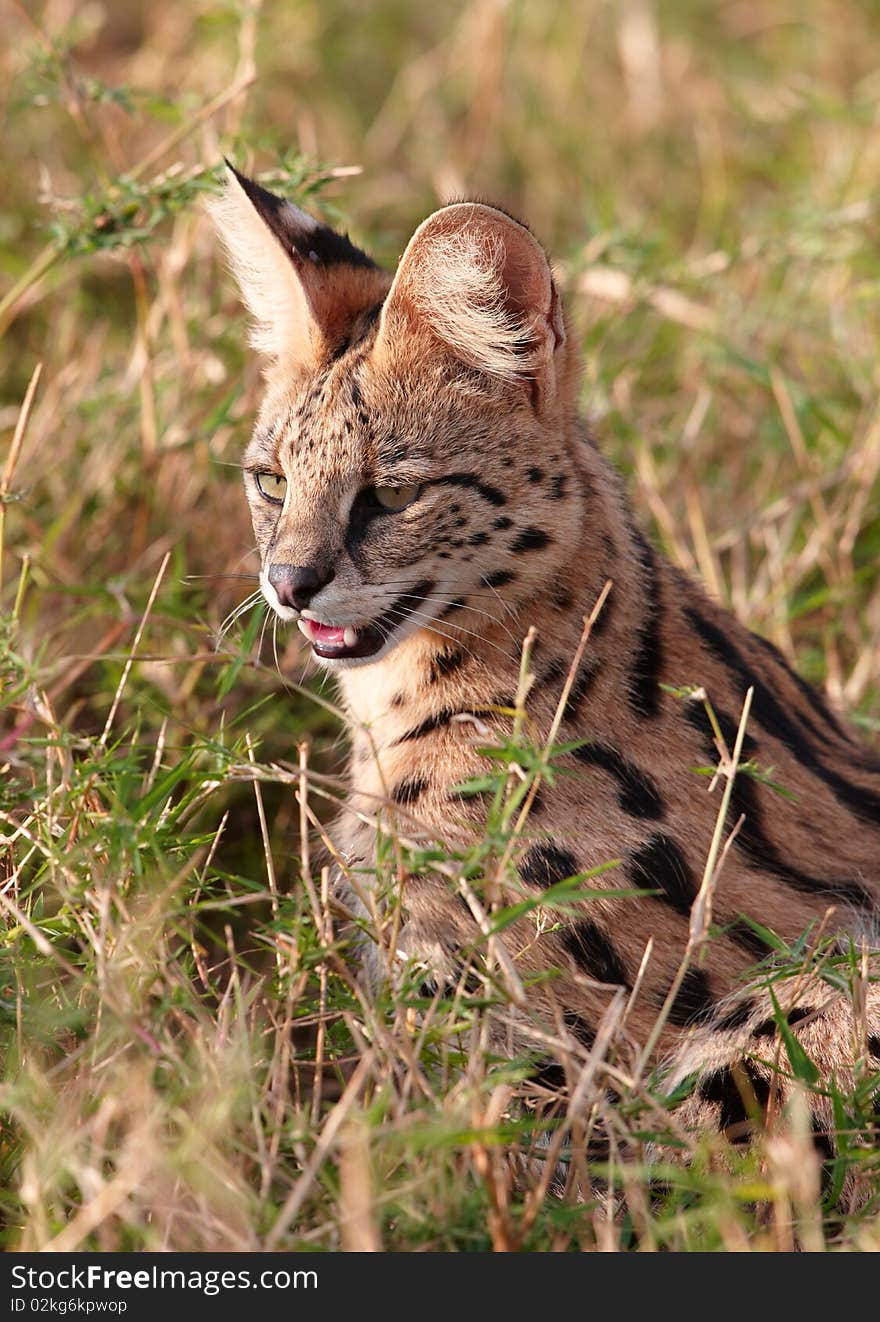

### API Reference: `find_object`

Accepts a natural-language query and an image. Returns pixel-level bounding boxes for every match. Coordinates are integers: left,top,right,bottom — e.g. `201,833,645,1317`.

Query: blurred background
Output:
2,0,880,1252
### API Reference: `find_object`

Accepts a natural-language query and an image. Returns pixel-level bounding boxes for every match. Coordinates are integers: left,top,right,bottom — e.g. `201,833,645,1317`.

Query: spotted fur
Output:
212,167,880,1165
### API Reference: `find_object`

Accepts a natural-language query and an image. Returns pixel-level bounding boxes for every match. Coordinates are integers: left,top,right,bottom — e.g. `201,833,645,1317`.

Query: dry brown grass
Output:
1,0,879,1251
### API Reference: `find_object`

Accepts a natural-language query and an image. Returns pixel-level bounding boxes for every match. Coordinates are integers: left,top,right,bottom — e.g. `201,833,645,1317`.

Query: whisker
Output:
216,590,263,646
186,573,260,582
393,591,520,647
384,604,520,668
371,577,519,600
257,605,271,662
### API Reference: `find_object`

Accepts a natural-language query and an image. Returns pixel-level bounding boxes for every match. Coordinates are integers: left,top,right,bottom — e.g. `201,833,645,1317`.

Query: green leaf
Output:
769,989,820,1086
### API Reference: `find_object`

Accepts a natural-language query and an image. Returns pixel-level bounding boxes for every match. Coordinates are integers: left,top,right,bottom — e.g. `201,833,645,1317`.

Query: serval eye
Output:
255,472,287,504
372,484,421,511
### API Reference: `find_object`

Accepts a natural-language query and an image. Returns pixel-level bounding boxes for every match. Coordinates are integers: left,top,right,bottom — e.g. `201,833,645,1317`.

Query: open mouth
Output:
295,579,434,663
297,616,386,661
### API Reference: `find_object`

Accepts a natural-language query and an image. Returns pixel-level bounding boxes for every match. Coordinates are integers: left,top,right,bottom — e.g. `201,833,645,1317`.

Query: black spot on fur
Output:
539,657,568,686
492,694,518,712
868,1035,880,1060
563,921,629,986
394,710,460,744
562,657,598,723
430,649,467,682
698,1063,770,1134
811,1119,835,1184
519,842,579,889
531,1059,567,1092
468,531,490,547
511,526,551,554
549,474,568,500
439,598,466,619
526,466,545,484
493,515,513,531
627,835,696,916
434,473,507,506
665,968,715,1025
724,919,773,960
713,1000,756,1032
753,1006,817,1038
564,1011,596,1049
552,586,574,611
572,743,664,819
393,775,430,806
699,1069,748,1130
481,569,515,589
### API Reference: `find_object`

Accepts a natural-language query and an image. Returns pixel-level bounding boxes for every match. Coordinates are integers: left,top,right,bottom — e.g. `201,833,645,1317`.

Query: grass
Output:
1,0,880,1251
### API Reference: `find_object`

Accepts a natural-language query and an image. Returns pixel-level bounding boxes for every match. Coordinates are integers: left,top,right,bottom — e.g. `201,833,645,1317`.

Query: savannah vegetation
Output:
2,0,880,1251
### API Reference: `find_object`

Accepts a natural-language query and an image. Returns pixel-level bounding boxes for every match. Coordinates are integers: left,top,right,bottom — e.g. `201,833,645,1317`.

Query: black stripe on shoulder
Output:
684,604,880,826
687,698,875,911
627,527,664,718
572,743,664,819
683,701,759,761
750,632,861,754
562,920,630,987
627,834,696,915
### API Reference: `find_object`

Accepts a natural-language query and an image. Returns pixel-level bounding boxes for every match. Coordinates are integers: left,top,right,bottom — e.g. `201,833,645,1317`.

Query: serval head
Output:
210,164,583,670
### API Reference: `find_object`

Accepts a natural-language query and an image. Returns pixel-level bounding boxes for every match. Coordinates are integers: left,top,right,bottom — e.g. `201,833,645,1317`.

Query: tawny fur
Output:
211,166,880,1158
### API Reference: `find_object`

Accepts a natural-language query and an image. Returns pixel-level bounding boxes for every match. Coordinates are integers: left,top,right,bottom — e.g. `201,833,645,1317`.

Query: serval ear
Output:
374,201,566,404
209,163,390,366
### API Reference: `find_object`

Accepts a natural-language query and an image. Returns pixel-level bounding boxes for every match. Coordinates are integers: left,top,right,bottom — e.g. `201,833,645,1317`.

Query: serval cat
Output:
211,164,880,1176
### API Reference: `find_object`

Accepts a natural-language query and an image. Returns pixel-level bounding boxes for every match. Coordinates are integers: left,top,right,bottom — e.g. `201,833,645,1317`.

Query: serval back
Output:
211,164,880,1173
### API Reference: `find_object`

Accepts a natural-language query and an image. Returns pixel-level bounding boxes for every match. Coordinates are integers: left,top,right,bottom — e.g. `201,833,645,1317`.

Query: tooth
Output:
297,619,313,640
343,627,358,648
